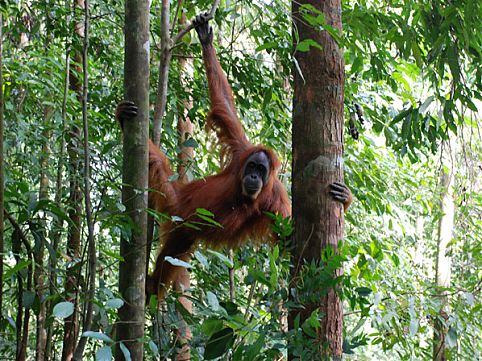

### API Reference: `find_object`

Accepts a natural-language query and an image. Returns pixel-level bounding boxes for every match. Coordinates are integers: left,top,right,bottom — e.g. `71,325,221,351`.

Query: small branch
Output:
170,0,220,49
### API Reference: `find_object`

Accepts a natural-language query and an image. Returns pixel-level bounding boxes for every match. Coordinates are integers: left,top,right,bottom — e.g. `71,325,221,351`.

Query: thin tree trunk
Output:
62,0,84,359
290,0,345,359
152,0,171,147
36,6,55,354
13,228,27,361
35,117,50,361
45,13,71,359
8,212,33,361
36,44,54,358
115,0,149,358
173,11,194,360
146,0,172,284
0,14,4,323
72,1,96,359
433,141,455,361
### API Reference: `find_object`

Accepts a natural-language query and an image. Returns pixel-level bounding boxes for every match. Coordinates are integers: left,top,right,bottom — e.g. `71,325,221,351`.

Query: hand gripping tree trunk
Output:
290,0,345,359
115,0,149,359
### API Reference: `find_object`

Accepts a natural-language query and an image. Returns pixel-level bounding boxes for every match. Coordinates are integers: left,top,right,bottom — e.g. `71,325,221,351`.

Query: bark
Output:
72,1,97,359
147,0,171,277
36,4,58,350
152,0,171,147
45,14,71,359
0,14,4,322
433,141,455,361
173,11,194,360
290,0,345,359
35,120,50,361
36,31,54,356
115,0,150,359
62,1,85,359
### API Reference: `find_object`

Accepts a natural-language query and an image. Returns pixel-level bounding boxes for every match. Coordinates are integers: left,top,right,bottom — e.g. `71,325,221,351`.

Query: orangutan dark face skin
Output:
241,151,270,199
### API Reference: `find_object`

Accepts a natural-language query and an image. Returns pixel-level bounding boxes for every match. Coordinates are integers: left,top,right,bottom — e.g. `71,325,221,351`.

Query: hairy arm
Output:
194,14,250,152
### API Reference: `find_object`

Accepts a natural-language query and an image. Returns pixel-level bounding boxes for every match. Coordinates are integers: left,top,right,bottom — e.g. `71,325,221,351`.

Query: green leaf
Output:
355,287,372,297
446,45,460,83
196,208,214,217
256,41,278,52
23,290,35,309
409,318,419,336
119,342,132,361
82,331,114,344
401,112,412,140
105,298,124,309
4,260,31,280
419,96,434,114
165,256,192,269
197,214,223,228
201,318,224,337
296,39,323,52
102,249,124,262
182,138,198,148
207,250,234,268
446,327,457,348
351,57,364,73
245,334,265,361
194,251,208,267
204,327,235,360
96,346,112,361
464,292,475,306
148,340,159,357
262,88,272,110
53,302,74,319
206,291,220,311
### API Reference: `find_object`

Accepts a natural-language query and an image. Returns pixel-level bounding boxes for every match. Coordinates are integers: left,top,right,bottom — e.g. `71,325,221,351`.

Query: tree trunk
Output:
115,0,149,359
45,14,71,359
290,0,345,359
72,1,97,358
35,116,51,361
173,11,194,360
152,0,171,147
433,141,455,361
62,1,85,359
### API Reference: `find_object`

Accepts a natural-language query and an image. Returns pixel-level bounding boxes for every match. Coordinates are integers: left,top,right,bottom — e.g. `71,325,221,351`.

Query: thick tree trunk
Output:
115,0,149,359
62,1,85,359
290,0,345,359
433,141,455,361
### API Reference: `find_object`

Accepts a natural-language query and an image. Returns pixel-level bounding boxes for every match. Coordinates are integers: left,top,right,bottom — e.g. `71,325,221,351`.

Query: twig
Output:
170,0,220,49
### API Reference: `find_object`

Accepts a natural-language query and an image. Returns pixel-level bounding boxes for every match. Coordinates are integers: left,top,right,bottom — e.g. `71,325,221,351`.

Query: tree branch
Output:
170,0,220,49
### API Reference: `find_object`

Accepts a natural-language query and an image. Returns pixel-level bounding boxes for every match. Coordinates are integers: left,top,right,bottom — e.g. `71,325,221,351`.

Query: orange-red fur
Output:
145,43,291,299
